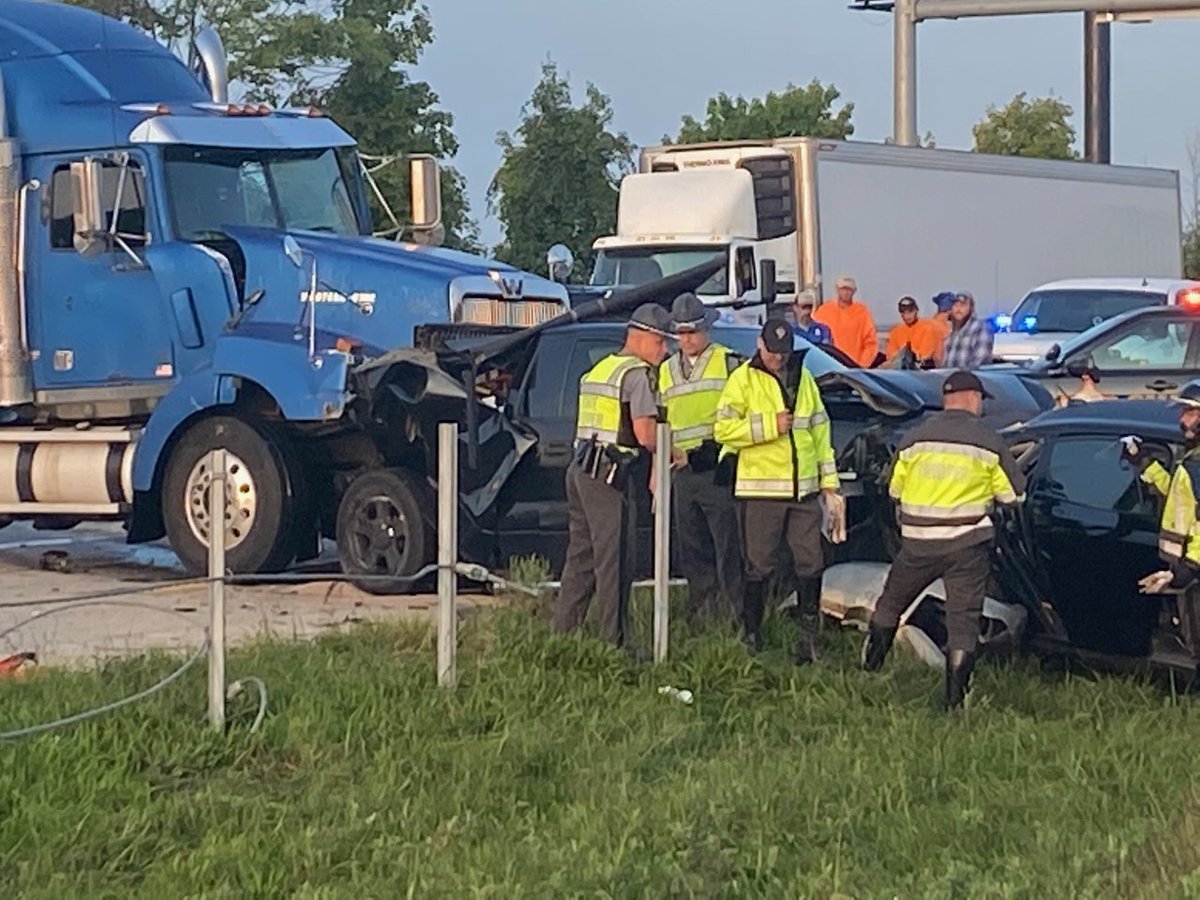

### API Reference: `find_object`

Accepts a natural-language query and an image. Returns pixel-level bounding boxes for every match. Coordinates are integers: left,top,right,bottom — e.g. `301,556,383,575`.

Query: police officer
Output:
659,293,743,625
714,318,840,662
553,303,672,648
1124,384,1200,661
861,370,1025,709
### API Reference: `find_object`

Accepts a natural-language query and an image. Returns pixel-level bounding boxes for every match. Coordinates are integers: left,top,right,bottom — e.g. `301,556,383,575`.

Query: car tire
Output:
162,415,302,575
335,468,434,595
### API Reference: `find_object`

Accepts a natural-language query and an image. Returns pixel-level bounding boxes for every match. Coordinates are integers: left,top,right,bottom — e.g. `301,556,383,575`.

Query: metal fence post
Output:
207,447,227,730
653,422,671,664
437,422,458,687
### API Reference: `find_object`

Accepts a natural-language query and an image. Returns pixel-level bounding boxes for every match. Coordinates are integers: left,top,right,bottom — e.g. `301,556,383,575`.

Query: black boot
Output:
792,577,823,665
944,649,976,710
861,621,897,672
741,581,765,654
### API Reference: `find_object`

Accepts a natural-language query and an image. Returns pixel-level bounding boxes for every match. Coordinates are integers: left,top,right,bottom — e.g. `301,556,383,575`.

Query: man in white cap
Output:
659,292,744,625
554,303,672,648
813,275,879,367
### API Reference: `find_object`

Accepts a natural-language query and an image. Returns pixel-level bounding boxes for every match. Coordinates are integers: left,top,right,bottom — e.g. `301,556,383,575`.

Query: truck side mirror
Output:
546,243,574,283
408,155,443,245
732,245,756,298
70,158,106,259
759,259,777,304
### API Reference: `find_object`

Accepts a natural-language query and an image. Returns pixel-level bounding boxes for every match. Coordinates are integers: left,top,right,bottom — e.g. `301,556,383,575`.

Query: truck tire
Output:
162,416,302,575
335,468,433,595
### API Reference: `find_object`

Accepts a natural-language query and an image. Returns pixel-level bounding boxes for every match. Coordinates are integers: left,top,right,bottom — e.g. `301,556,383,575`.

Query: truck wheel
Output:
336,468,433,595
162,416,301,575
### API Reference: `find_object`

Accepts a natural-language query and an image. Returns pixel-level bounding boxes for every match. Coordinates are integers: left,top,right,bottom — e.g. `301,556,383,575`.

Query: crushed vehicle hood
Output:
817,369,1054,430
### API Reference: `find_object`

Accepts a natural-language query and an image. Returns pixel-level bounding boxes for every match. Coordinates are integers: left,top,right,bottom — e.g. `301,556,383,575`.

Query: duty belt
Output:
573,438,636,489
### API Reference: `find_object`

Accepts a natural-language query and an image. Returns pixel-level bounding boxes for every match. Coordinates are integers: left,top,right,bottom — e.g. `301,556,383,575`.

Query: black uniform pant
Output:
553,463,636,647
674,465,743,624
741,496,825,586
871,541,991,653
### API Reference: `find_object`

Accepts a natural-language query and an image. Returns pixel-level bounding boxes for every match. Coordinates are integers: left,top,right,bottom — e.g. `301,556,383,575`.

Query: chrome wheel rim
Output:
184,451,257,551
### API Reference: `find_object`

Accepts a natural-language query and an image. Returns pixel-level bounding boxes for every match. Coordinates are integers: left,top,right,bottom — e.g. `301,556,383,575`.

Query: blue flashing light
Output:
1020,315,1038,332
993,313,1013,331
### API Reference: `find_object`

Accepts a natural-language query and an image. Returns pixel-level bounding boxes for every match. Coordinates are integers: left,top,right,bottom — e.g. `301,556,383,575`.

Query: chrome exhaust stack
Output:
192,26,228,104
0,66,32,407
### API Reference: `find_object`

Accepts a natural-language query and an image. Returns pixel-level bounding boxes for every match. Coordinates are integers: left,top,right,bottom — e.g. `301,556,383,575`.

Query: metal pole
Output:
1083,11,1112,163
207,447,227,730
653,422,671,664
914,0,1200,20
437,422,458,688
894,0,919,146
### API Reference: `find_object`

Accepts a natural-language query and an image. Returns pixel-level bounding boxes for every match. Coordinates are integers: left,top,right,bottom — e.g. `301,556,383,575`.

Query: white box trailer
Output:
605,138,1182,327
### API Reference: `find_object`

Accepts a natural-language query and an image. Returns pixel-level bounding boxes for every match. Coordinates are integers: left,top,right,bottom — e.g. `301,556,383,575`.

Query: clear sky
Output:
415,0,1200,248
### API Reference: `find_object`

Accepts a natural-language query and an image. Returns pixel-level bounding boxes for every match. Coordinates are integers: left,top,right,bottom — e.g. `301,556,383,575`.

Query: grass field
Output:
3,595,1200,898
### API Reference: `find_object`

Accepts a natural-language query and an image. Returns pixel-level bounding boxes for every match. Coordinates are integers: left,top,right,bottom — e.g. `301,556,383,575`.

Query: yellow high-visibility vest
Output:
889,438,1018,543
576,353,651,449
658,343,731,451
714,358,838,500
1143,452,1200,565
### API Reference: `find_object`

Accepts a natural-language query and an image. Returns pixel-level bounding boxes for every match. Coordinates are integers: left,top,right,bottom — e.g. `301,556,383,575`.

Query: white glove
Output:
1138,570,1175,594
821,492,847,545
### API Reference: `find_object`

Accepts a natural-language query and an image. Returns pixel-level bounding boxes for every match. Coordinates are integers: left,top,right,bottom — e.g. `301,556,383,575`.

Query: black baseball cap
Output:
760,318,793,354
942,370,992,399
898,296,918,311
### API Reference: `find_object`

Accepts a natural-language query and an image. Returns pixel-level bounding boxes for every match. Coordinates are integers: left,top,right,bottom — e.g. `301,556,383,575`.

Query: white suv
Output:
991,277,1200,364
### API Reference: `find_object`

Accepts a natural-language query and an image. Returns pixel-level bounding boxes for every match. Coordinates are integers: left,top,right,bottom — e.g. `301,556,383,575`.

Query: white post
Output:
207,447,227,730
437,422,458,688
653,422,671,664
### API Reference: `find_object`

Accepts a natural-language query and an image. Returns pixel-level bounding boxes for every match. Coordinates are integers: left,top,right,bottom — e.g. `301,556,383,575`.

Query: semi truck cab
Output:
0,0,568,580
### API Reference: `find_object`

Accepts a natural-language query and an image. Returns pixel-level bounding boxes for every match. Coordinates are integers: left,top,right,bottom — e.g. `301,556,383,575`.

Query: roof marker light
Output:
1178,288,1200,308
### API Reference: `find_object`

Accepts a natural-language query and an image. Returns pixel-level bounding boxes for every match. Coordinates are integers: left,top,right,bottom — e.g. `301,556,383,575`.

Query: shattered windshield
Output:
162,144,367,241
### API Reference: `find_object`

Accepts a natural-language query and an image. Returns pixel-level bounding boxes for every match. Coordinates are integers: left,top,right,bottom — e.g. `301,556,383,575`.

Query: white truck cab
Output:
589,168,777,325
991,278,1200,363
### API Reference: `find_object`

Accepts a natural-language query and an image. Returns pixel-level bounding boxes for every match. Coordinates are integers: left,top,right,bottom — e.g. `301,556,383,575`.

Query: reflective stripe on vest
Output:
576,354,651,447
659,344,730,451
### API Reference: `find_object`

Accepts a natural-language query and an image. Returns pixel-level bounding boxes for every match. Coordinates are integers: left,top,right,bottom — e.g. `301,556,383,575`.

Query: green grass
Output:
2,603,1200,898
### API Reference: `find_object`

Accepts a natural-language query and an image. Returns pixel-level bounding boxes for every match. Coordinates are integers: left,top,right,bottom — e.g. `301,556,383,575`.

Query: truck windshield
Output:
162,145,366,241
591,246,726,295
1008,289,1166,334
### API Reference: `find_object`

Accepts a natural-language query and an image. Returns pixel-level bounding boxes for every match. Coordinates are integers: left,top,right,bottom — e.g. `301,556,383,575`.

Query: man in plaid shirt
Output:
942,292,994,370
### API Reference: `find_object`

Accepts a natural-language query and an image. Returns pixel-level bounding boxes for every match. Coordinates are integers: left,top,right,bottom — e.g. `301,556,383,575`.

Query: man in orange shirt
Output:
814,275,879,367
885,296,942,366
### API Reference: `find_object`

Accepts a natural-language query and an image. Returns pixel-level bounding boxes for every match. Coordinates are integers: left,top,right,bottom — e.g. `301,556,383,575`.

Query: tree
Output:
489,63,634,276
671,81,854,143
67,0,479,250
972,93,1078,160
1184,134,1200,280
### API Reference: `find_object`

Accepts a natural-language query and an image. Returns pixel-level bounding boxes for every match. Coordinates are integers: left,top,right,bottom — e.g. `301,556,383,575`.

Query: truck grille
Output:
456,297,564,327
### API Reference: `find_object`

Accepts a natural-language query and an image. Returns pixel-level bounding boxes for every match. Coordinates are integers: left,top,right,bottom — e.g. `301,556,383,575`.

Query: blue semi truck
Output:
0,1,568,579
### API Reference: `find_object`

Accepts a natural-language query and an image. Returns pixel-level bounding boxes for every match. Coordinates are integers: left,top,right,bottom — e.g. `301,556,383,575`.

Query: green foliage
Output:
672,81,854,143
1184,223,1200,281
67,0,478,250
972,92,1079,160
4,611,1200,895
489,63,634,276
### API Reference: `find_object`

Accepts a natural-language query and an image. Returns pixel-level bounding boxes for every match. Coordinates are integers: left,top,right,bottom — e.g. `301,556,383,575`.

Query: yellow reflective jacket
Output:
1142,449,1200,565
888,408,1023,553
714,354,838,500
576,353,651,450
658,343,732,451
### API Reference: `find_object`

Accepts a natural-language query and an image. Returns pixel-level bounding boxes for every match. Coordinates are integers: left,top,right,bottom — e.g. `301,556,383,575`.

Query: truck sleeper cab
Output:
0,0,568,578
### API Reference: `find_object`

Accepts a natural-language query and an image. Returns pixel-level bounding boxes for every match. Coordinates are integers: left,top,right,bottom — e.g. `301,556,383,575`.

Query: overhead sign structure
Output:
850,0,1200,163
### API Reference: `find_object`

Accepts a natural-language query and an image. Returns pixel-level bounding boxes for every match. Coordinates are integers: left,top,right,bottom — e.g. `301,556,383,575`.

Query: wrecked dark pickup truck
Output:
336,309,1054,592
